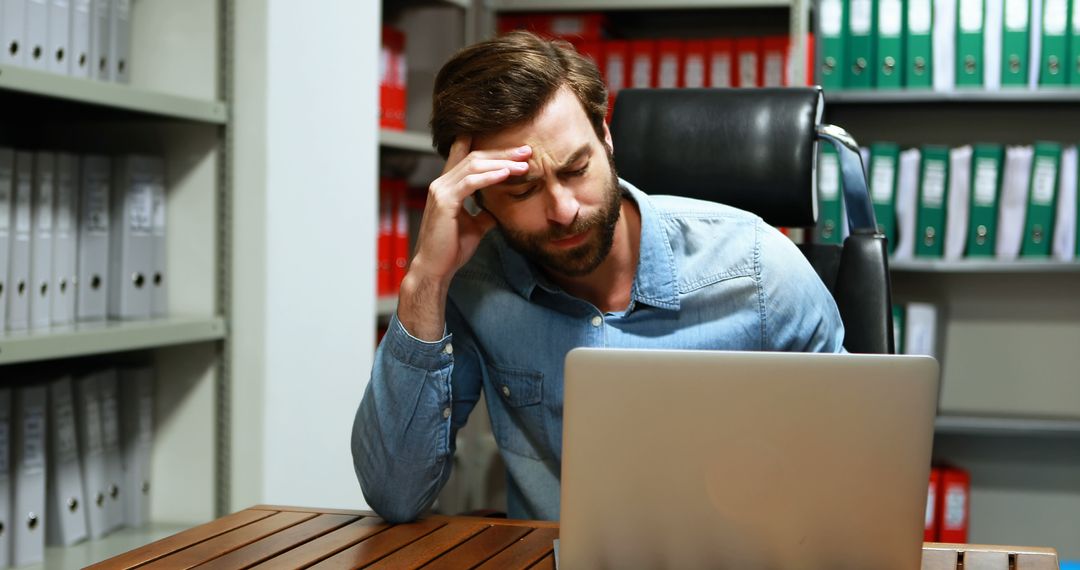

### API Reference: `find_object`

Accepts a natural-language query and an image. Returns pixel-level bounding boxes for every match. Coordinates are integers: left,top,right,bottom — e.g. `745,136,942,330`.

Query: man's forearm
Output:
397,271,452,342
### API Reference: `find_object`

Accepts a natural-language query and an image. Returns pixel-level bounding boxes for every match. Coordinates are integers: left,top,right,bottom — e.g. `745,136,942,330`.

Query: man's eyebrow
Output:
498,143,593,187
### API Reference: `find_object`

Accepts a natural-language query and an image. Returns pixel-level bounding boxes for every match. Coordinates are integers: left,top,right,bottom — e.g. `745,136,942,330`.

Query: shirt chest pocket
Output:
485,364,550,460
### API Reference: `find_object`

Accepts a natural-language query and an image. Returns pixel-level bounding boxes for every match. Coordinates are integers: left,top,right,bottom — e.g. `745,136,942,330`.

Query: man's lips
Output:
550,228,590,248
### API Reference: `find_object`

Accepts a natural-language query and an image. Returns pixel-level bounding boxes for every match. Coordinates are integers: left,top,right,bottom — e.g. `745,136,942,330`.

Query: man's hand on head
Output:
396,136,531,341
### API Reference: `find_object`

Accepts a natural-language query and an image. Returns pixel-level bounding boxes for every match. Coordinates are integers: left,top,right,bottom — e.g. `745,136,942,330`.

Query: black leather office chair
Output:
610,87,894,354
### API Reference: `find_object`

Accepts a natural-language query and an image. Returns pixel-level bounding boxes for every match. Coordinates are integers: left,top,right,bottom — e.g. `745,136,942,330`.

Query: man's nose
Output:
545,182,579,227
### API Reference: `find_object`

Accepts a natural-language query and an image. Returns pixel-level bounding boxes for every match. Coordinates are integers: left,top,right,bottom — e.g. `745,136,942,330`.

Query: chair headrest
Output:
610,87,824,227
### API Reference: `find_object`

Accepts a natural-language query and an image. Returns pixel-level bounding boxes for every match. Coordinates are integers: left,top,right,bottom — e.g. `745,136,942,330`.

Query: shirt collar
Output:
493,178,681,311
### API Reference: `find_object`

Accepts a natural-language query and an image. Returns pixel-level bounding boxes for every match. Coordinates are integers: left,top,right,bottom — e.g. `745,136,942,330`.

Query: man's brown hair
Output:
430,31,608,159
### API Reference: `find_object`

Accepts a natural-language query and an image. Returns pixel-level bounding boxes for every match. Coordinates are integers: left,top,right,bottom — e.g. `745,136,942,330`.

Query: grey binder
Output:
13,384,47,567
74,372,108,539
69,0,92,77
2,0,28,66
29,152,55,330
88,0,110,80
119,367,153,527
108,156,155,321
7,152,34,332
47,0,71,74
76,155,111,322
0,149,14,330
98,370,124,532
0,389,13,568
25,0,49,70
149,163,166,317
51,153,79,326
107,0,129,82
46,377,89,546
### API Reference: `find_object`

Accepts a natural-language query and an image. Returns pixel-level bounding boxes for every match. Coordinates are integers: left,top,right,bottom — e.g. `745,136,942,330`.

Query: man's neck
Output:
545,199,642,314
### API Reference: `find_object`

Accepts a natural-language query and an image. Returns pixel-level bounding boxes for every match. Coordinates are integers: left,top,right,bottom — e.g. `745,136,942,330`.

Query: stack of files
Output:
108,155,163,321
75,371,110,539
1,0,132,81
819,0,1080,90
4,150,169,333
377,178,411,298
865,140,1079,262
13,384,48,567
118,366,153,527
379,26,406,131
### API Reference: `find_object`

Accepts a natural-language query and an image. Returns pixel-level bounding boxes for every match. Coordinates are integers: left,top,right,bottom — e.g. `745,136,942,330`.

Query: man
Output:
353,31,844,523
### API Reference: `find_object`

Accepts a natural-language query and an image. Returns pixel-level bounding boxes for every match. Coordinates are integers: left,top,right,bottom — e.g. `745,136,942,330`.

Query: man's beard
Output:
499,155,622,278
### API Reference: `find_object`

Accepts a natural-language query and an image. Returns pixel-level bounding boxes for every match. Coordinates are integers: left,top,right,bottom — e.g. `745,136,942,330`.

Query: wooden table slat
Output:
139,511,316,570
964,550,1010,570
1016,552,1060,570
474,527,560,570
248,517,390,569
530,552,557,570
85,509,279,569
365,521,488,569
421,524,533,570
307,517,446,570
191,513,359,570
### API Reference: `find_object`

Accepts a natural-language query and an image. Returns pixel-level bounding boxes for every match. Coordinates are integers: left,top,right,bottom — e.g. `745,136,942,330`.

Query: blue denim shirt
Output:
353,180,845,523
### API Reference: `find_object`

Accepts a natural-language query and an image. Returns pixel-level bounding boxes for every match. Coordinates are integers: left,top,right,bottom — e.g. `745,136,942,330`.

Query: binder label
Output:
85,182,110,235
551,16,585,36
880,0,903,36
739,52,758,86
1005,0,1029,30
659,54,679,88
83,394,104,454
871,157,896,203
685,54,705,88
632,55,651,88
764,52,784,86
22,407,45,471
102,392,120,448
960,0,984,31
923,161,947,207
710,54,731,87
910,0,932,33
152,187,167,234
1044,0,1067,34
0,187,9,232
821,0,843,35
1075,0,1080,32
944,485,967,529
1032,157,1057,205
974,158,999,206
129,184,154,236
820,154,840,200
36,179,54,233
16,178,32,234
925,481,936,527
851,0,873,34
56,184,73,233
0,423,9,472
606,55,625,91
55,399,79,463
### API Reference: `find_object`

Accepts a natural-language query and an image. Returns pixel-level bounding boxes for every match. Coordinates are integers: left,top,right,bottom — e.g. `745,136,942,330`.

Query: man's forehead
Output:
472,86,596,153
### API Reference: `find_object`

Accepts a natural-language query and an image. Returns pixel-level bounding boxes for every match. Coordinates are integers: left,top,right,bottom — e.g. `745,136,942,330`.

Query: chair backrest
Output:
610,87,895,354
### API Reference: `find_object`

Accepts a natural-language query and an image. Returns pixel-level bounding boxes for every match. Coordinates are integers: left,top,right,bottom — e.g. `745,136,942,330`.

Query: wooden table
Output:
87,505,1059,569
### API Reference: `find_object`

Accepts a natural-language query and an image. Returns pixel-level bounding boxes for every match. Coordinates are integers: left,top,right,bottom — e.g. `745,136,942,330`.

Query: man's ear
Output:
602,122,614,154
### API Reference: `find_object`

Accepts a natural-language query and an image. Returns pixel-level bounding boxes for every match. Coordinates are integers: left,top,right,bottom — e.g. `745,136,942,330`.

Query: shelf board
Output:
890,259,1080,273
0,64,227,124
494,0,790,11
377,296,398,319
30,522,191,569
826,88,1080,105
0,316,227,366
936,415,1080,438
379,129,436,154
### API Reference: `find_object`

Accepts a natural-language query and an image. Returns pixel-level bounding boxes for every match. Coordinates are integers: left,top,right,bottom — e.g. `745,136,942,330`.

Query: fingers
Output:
458,169,513,195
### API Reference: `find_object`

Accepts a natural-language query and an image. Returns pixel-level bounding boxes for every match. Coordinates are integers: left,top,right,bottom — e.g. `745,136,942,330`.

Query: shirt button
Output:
502,385,511,398
443,343,454,355
591,315,603,327
442,407,451,419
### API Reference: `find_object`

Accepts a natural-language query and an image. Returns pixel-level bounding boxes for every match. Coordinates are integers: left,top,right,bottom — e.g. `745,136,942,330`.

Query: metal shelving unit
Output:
935,415,1080,438
890,260,1080,274
0,64,227,123
379,129,437,154
0,317,227,365
826,89,1080,105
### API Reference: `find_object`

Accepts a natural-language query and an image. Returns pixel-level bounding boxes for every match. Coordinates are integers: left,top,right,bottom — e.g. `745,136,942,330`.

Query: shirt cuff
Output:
385,313,455,370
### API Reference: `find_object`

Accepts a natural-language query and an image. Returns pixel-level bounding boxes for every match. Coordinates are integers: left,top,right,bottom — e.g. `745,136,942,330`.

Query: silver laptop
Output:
560,348,939,569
